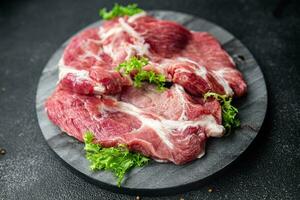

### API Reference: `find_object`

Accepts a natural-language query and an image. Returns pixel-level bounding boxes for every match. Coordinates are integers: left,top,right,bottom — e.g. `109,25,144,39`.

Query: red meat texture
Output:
46,13,247,164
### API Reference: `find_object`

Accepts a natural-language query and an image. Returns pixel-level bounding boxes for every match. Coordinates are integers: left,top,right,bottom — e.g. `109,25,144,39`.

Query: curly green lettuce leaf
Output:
204,92,240,134
116,56,148,74
134,70,166,91
116,56,166,91
99,3,144,20
83,132,149,187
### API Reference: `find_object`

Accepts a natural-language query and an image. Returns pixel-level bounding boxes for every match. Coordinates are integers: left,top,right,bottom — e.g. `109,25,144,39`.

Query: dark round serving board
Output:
36,11,267,196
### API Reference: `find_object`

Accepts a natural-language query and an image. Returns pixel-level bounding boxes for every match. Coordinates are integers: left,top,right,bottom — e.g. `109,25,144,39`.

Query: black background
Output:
0,0,299,199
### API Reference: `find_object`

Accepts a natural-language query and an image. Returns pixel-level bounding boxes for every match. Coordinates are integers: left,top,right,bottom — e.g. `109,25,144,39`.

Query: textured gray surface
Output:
35,11,267,195
0,0,299,199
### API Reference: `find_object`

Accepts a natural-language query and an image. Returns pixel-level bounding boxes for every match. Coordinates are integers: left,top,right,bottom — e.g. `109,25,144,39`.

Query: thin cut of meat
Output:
59,27,132,95
58,13,247,97
176,32,247,96
46,84,224,164
45,12,248,164
120,84,222,123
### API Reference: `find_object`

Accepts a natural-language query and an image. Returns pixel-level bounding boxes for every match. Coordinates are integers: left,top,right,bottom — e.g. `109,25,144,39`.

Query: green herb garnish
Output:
204,92,240,134
83,132,149,186
116,56,166,91
99,3,144,20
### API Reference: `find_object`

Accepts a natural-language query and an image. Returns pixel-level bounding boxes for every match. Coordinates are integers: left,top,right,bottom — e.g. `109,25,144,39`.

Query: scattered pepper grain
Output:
0,148,6,155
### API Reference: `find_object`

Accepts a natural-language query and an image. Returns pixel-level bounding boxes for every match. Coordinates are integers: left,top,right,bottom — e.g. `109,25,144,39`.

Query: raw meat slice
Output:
58,14,247,97
177,32,247,96
45,13,248,165
45,84,224,164
120,84,221,123
59,27,132,95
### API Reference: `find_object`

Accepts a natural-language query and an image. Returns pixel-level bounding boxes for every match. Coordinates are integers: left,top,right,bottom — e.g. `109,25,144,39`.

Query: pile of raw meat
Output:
45,12,247,164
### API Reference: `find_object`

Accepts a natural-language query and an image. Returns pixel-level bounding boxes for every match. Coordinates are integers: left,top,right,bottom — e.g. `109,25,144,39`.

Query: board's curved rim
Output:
35,10,268,196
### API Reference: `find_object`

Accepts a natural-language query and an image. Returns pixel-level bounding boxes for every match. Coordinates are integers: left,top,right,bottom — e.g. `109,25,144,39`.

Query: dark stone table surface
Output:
0,0,299,199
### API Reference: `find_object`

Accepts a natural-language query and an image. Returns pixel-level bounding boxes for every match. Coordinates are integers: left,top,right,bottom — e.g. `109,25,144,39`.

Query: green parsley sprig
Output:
99,3,144,20
116,56,166,91
84,132,149,186
204,92,240,134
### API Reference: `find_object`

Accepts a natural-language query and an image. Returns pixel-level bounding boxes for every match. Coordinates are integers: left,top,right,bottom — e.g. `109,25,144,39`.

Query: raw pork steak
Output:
46,84,223,164
58,13,246,97
45,12,247,164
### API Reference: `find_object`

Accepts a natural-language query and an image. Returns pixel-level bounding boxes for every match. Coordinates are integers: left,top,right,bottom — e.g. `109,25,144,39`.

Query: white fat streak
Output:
118,18,150,58
211,69,234,96
99,26,123,42
228,55,235,65
174,68,191,74
197,150,205,158
127,11,147,23
102,42,116,60
153,159,169,163
80,39,102,61
98,25,122,61
125,43,150,59
58,58,90,81
79,50,103,61
98,12,147,41
176,57,207,78
102,98,224,148
58,58,105,93
162,115,224,137
196,135,206,158
98,17,150,61
118,18,142,41
163,57,233,96
93,85,105,93
103,100,174,148
174,85,188,121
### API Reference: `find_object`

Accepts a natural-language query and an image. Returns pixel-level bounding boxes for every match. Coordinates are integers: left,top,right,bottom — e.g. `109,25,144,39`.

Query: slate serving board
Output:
35,10,267,196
